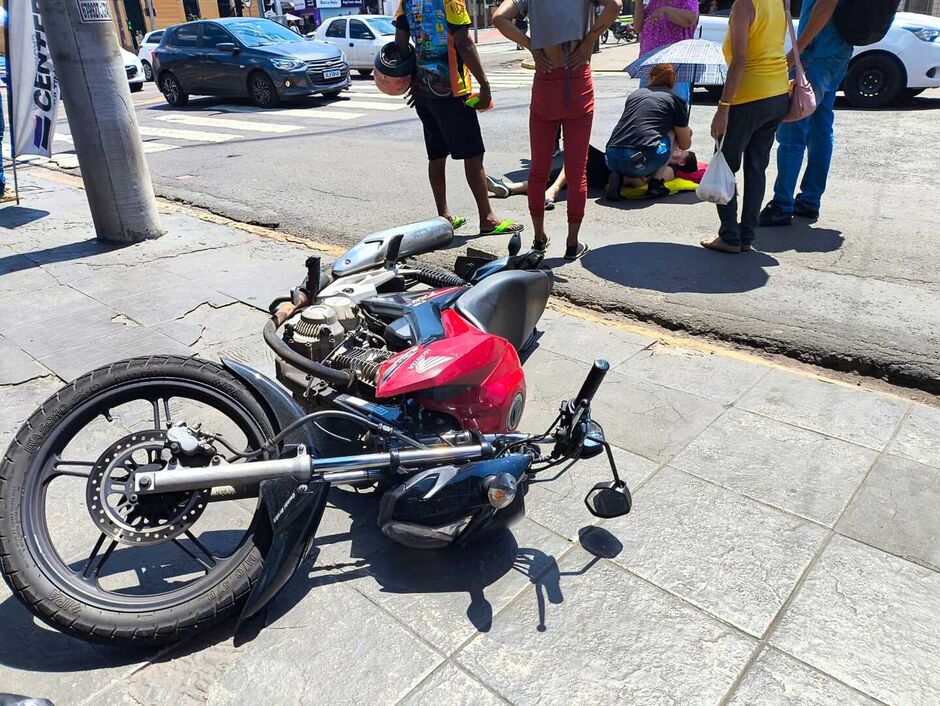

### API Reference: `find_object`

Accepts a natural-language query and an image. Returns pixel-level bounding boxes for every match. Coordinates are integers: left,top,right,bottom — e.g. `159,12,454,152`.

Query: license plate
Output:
323,69,342,80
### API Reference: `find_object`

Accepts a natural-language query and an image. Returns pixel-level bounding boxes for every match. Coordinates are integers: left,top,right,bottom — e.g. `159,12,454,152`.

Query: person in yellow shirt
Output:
700,0,789,254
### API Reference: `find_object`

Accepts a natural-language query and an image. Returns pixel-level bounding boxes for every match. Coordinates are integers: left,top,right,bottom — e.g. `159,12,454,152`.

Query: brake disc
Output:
85,430,209,546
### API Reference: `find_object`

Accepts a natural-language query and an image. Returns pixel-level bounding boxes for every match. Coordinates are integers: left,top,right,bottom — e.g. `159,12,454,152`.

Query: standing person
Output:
701,0,789,253
634,0,699,103
493,0,622,261
393,0,524,240
759,0,848,225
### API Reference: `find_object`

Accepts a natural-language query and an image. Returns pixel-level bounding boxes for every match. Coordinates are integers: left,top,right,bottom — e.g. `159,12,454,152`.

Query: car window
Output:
227,18,302,46
368,18,396,36
171,25,200,48
349,19,373,40
202,23,233,48
326,19,347,38
146,30,163,44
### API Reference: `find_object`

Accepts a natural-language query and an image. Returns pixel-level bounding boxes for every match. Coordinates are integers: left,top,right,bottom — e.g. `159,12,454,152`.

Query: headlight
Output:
340,51,347,63
903,26,940,43
271,58,305,70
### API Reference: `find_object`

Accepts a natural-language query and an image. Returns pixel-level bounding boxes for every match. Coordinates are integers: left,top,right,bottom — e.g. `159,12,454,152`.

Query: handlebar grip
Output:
576,360,610,404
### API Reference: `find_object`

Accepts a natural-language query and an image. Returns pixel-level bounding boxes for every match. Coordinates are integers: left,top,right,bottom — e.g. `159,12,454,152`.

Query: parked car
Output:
153,17,350,109
122,48,145,93
137,29,165,81
696,11,940,108
313,14,395,76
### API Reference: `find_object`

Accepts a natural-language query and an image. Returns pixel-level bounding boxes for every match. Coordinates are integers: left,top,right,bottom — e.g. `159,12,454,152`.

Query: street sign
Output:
76,0,112,22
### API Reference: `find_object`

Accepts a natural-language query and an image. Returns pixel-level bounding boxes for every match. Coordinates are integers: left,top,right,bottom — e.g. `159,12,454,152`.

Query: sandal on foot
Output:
700,236,741,253
532,236,551,252
544,198,556,211
564,242,589,261
481,219,525,236
449,215,467,230
486,175,511,199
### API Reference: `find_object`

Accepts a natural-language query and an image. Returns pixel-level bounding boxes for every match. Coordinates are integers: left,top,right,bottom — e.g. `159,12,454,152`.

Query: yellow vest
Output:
722,0,789,105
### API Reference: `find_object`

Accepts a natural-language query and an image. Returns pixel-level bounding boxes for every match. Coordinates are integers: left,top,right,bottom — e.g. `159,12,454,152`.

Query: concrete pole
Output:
38,0,164,242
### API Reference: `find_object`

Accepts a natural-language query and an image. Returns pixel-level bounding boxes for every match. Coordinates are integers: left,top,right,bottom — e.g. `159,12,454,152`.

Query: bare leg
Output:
653,165,675,181
429,158,450,219
546,167,566,201
508,181,528,196
465,155,502,231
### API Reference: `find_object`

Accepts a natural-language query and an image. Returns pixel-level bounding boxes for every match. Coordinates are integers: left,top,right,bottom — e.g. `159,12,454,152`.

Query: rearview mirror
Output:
585,481,632,519
216,42,238,53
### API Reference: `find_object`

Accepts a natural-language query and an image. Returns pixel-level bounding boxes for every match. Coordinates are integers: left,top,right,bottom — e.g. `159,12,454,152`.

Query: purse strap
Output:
782,0,806,79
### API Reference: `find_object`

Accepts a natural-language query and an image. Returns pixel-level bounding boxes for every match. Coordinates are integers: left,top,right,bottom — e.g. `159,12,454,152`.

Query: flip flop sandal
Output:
449,215,467,230
544,198,556,211
486,175,511,199
532,236,551,252
700,236,741,254
564,242,589,261
481,219,525,236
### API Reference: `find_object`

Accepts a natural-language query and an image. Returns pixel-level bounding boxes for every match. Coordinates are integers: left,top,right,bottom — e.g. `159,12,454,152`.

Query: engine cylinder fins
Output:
332,347,393,385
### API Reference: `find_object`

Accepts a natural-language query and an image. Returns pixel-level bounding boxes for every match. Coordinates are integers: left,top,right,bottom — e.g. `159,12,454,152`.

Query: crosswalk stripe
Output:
154,114,302,133
138,125,237,142
321,99,405,111
54,132,180,153
215,105,366,120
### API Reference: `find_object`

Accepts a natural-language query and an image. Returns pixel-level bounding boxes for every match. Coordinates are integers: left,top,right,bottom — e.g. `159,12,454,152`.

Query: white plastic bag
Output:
696,136,736,205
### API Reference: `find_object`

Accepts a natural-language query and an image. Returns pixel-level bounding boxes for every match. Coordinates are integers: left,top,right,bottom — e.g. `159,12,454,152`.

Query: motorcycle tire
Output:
0,355,276,646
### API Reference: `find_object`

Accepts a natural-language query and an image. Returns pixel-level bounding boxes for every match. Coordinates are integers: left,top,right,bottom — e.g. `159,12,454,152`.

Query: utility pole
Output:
37,0,164,242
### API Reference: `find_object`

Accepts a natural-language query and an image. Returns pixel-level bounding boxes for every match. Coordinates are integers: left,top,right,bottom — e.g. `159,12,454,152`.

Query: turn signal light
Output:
485,473,518,510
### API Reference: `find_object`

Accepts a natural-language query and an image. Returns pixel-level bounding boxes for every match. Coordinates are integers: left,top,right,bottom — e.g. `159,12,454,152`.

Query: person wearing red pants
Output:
494,0,621,260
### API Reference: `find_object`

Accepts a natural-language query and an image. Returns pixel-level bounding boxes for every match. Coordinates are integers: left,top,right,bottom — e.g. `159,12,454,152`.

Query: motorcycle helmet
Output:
374,41,415,96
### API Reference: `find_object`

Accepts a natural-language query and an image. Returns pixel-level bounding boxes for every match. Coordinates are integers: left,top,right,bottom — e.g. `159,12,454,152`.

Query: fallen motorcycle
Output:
601,21,638,44
0,220,631,646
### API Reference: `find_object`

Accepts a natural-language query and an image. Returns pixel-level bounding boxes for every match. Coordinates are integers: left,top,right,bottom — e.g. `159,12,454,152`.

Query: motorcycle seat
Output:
454,270,553,351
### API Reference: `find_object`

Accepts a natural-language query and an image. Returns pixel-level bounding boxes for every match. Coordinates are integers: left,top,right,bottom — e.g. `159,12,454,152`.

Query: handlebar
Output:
576,359,610,405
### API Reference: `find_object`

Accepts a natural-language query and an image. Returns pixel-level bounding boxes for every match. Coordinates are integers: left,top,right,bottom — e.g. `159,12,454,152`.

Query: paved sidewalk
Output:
1,171,939,706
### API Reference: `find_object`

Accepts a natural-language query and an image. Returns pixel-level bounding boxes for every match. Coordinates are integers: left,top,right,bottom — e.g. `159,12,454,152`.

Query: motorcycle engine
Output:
283,295,392,386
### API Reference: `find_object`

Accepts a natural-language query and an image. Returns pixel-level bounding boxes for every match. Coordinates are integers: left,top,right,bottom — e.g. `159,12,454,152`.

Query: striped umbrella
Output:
625,38,728,86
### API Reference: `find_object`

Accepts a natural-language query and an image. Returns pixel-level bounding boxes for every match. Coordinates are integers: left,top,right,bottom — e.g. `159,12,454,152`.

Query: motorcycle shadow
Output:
265,488,622,637
0,531,245,672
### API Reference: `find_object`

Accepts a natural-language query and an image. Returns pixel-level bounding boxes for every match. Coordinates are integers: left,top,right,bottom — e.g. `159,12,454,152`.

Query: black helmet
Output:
374,41,415,78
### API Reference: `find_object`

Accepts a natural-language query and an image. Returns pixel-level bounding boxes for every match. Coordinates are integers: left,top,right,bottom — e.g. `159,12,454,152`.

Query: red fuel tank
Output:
375,310,526,433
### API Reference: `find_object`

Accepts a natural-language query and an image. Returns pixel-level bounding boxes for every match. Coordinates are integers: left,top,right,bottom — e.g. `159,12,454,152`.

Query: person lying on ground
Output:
486,168,567,211
604,63,692,201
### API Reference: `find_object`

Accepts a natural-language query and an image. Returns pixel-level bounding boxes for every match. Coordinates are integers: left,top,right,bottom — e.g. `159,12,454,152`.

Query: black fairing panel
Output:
454,270,553,350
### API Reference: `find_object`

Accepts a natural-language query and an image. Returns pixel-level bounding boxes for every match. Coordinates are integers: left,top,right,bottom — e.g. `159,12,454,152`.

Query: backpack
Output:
833,0,900,46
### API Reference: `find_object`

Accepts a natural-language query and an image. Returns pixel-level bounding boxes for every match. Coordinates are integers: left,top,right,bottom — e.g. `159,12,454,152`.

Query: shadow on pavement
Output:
0,206,50,229
756,224,844,253
578,242,779,293
0,239,127,275
596,191,701,210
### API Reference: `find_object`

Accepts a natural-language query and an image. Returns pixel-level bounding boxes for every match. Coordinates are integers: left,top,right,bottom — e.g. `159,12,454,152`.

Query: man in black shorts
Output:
394,0,523,238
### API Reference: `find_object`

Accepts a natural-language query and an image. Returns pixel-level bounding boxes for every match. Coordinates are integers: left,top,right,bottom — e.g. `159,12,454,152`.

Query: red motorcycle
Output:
0,219,631,646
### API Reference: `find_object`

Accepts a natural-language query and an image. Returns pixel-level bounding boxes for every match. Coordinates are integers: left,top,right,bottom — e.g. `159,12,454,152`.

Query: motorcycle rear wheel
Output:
0,356,275,645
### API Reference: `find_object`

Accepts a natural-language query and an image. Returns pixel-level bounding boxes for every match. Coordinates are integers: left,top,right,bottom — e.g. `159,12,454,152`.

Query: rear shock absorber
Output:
409,264,466,289
332,348,393,385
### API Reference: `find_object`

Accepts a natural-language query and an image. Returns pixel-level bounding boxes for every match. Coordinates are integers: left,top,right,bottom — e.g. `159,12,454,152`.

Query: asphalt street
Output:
41,43,940,391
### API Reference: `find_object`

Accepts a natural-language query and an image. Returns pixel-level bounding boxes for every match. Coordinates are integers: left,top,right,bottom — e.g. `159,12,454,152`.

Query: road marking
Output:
319,99,405,111
154,114,302,133
138,125,237,142
54,132,179,153
213,105,366,120
133,95,167,108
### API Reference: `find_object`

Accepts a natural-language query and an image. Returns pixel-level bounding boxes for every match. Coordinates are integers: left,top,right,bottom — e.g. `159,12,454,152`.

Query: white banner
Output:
7,0,60,157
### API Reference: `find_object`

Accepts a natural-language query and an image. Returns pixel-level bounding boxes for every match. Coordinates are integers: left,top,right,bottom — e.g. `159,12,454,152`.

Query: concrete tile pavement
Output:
1,171,939,705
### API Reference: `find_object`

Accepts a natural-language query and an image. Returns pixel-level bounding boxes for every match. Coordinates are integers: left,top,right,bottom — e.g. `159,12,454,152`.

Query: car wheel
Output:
130,82,144,93
142,60,153,81
357,69,373,77
844,53,904,109
160,73,188,107
249,71,280,109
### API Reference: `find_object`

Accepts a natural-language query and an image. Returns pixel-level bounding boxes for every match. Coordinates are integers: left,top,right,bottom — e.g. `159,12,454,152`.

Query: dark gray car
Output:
154,18,350,108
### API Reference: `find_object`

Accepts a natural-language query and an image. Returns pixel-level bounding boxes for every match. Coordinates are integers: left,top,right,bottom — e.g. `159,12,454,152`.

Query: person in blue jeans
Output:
760,0,849,225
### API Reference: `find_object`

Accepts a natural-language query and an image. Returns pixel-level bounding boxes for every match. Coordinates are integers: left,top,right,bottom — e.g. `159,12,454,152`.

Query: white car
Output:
122,48,145,93
313,14,396,75
137,29,165,81
696,11,940,108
